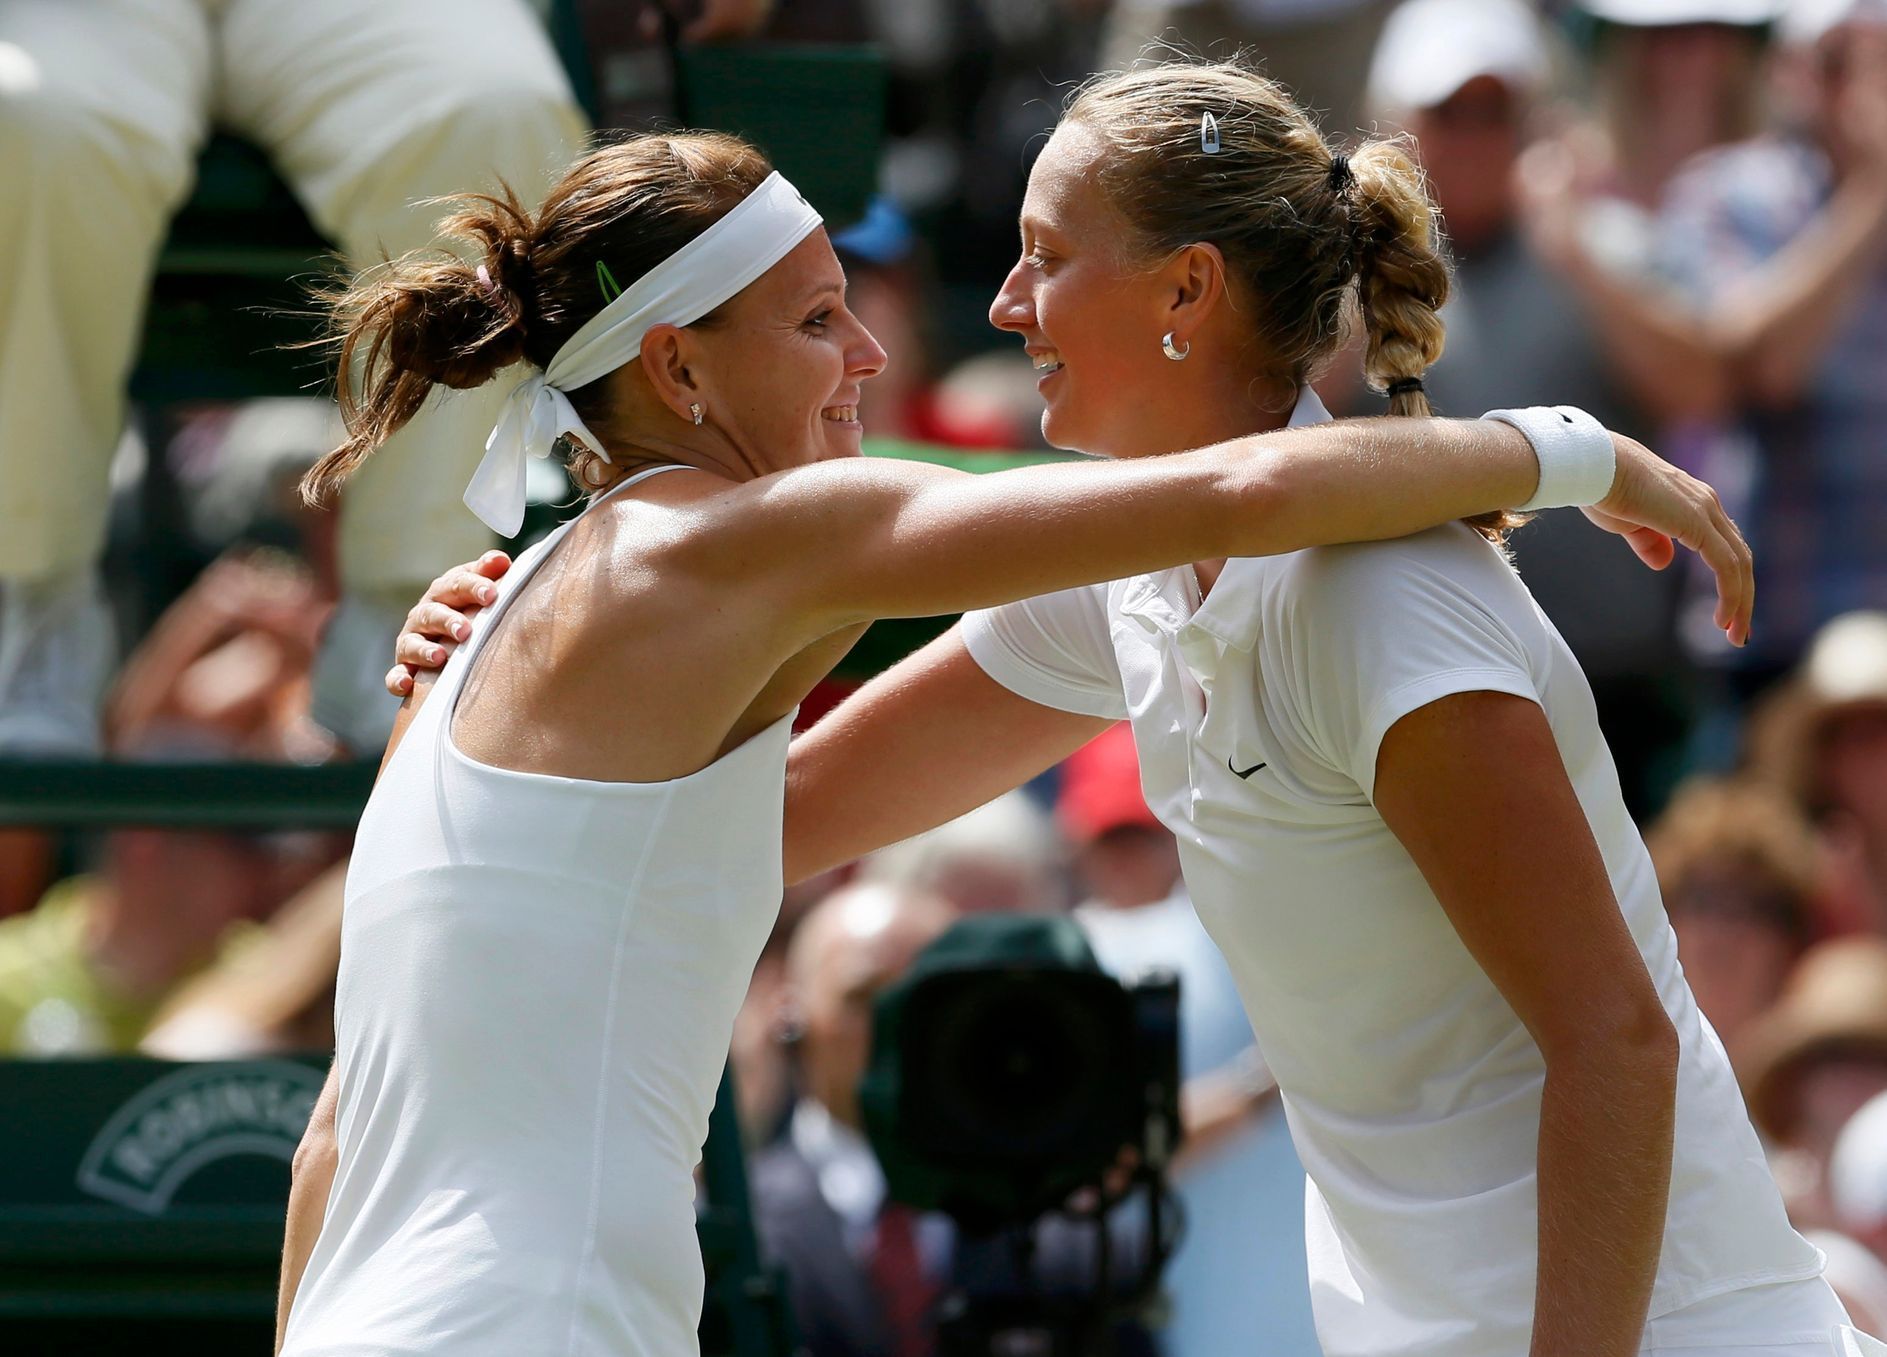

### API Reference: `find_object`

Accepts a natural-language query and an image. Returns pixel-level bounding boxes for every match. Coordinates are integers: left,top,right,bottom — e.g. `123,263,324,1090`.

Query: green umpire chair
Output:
0,1056,784,1357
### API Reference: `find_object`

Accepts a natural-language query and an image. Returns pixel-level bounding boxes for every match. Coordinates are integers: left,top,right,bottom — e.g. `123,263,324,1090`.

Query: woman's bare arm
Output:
785,628,1107,883
1373,691,1679,1357
276,1061,340,1353
385,414,1753,695
696,420,1750,645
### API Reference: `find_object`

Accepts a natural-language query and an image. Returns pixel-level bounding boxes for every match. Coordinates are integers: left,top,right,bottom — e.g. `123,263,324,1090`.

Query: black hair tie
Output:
1328,152,1354,192
1386,377,1426,398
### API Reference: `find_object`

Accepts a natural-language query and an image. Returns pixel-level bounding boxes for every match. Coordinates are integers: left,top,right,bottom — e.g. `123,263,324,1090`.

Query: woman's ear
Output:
637,323,703,424
1163,240,1229,339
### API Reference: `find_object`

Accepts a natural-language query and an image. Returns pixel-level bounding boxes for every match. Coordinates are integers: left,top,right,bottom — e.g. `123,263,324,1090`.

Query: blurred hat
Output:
1782,0,1887,45
1740,937,1887,1141
832,196,915,268
184,399,339,542
1581,0,1784,25
1056,723,1161,844
1831,1088,1887,1229
1368,0,1551,112
1804,612,1887,710
1803,1227,1887,1321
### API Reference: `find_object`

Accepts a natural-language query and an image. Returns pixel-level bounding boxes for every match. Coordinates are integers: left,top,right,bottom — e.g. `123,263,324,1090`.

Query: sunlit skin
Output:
593,229,887,484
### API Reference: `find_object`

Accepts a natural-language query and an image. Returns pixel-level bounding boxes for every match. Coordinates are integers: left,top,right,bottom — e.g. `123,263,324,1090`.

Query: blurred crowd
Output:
3,0,1887,1352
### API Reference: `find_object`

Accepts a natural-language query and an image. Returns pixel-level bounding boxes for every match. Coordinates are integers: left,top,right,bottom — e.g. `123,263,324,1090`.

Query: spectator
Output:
1646,777,1823,1050
1821,1086,1887,1326
1749,612,1887,934
0,0,587,757
1740,937,1887,1228
0,549,344,1055
1576,0,1779,214
0,827,52,921
102,550,334,763
754,883,1161,1357
1058,724,1320,1356
1101,0,1393,141
1058,723,1181,914
1513,0,1783,430
751,881,957,1357
1804,1225,1887,1333
0,824,277,1055
140,856,347,1058
1521,0,1887,703
1830,1090,1887,1303
728,863,860,1147
859,791,1068,915
1661,0,1887,686
1369,0,1689,817
862,0,1110,353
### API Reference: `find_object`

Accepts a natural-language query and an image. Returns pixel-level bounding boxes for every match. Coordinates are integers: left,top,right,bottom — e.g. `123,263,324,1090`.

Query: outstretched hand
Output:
385,550,511,696
1581,435,1753,647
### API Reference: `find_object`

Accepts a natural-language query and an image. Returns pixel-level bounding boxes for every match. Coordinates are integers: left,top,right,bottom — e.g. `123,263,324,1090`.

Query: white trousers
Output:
0,0,586,592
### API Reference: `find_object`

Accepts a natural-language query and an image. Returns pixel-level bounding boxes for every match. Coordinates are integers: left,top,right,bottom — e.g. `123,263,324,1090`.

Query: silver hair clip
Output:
1201,111,1221,155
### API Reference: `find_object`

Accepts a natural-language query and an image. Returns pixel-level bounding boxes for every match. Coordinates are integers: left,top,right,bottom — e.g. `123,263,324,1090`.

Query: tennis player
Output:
389,64,1872,1357
286,127,1731,1357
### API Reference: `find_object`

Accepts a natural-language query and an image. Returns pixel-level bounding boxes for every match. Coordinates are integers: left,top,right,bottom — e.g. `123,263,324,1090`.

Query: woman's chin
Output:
817,421,866,458
1039,405,1095,455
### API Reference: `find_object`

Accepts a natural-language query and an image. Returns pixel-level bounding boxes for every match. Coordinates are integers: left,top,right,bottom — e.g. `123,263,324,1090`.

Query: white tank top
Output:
282,466,791,1357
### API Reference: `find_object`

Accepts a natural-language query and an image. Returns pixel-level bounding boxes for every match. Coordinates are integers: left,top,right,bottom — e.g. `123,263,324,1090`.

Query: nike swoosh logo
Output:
1229,756,1267,780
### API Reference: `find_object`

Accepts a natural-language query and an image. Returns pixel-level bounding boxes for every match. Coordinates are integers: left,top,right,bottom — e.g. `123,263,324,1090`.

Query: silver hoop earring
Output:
689,402,704,426
1162,332,1190,362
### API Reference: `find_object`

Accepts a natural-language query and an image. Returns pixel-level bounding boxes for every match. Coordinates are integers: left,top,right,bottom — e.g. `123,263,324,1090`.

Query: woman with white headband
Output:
386,67,1867,1357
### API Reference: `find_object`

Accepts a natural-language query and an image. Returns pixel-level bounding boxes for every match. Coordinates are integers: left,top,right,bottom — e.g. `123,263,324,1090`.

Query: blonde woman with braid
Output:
390,64,1877,1357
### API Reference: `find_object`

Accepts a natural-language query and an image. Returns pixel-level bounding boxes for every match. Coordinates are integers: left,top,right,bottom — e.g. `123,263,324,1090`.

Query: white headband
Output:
463,171,824,536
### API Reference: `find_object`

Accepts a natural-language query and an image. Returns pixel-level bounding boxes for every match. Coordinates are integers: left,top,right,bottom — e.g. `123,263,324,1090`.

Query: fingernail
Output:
477,586,495,603
431,647,446,663
453,621,470,640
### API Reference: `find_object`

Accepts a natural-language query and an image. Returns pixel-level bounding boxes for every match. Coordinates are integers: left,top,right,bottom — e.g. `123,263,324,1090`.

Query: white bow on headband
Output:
463,171,824,537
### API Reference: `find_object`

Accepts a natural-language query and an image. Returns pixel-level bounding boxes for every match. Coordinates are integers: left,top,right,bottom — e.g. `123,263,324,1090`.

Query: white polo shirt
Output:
960,390,1821,1357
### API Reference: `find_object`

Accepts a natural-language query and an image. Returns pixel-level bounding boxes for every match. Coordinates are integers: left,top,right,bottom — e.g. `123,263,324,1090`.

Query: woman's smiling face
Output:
988,123,1179,460
686,230,888,470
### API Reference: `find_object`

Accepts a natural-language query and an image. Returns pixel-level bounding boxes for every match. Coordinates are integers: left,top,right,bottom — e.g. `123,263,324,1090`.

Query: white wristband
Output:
1481,405,1616,512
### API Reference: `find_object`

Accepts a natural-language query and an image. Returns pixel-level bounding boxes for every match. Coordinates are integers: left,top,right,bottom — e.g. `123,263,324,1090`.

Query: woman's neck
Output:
1125,373,1297,597
1117,372,1296,463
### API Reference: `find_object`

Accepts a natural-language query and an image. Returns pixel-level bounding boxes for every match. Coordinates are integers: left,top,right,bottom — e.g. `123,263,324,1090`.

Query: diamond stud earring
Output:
1162,332,1190,362
689,403,704,425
